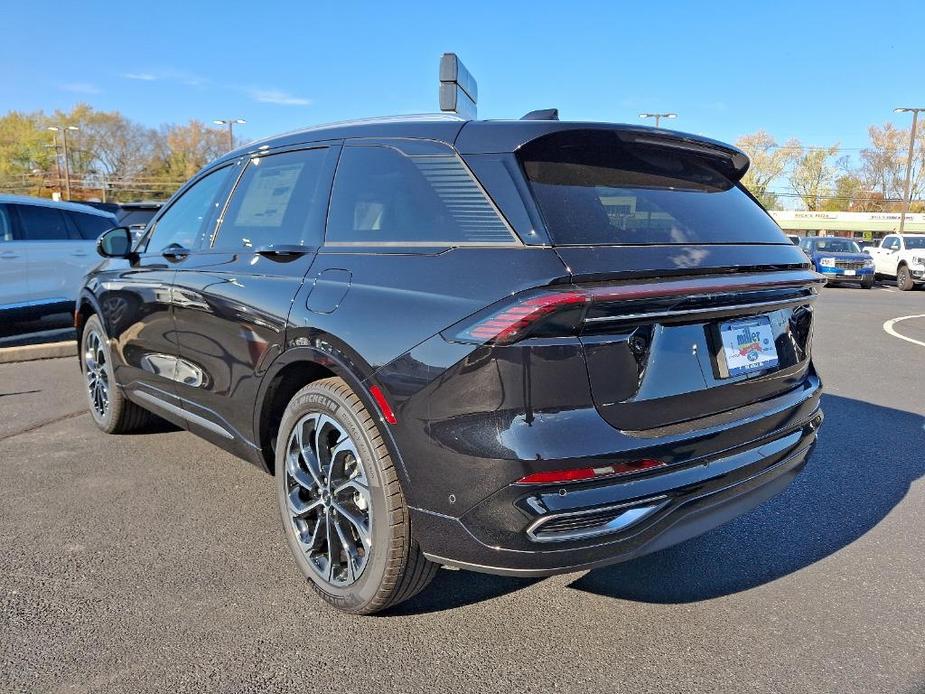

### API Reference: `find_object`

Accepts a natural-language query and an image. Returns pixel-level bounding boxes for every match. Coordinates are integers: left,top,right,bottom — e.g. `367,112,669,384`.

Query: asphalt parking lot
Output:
1,286,923,694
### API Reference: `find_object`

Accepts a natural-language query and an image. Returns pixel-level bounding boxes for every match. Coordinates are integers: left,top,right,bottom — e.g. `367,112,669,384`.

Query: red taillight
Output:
368,385,397,425
456,290,588,345
446,271,821,347
517,459,665,485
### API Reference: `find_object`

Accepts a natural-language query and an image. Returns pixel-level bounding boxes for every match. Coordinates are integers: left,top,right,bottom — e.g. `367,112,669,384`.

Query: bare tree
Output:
786,141,841,211
735,130,796,209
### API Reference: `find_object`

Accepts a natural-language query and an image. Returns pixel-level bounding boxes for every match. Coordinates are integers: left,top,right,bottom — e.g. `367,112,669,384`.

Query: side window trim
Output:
142,161,243,254
323,138,521,249
208,144,339,251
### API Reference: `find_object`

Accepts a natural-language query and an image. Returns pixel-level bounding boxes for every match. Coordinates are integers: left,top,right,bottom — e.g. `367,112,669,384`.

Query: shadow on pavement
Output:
569,394,924,603
388,569,539,616
392,394,923,613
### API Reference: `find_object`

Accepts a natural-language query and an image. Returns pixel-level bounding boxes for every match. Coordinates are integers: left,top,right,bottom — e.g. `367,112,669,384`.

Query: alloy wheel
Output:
284,413,373,587
84,330,110,418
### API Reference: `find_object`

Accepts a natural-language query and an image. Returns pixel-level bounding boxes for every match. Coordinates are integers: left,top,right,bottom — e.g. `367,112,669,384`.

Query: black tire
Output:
861,275,874,289
897,265,915,291
80,314,154,434
275,377,436,614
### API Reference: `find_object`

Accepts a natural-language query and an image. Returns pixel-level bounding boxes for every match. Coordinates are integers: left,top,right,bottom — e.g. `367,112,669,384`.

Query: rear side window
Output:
326,141,516,246
69,211,114,240
213,147,335,251
14,204,72,240
519,130,787,246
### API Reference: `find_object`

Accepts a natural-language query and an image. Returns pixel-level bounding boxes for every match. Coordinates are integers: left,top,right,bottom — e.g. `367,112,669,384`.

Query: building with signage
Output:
769,211,925,242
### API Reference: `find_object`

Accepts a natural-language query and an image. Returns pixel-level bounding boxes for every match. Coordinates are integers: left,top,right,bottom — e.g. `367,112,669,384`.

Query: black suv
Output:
80,116,823,613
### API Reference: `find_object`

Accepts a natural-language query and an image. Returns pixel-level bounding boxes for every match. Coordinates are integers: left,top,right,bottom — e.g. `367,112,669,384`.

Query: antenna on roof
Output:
521,108,559,121
439,53,477,120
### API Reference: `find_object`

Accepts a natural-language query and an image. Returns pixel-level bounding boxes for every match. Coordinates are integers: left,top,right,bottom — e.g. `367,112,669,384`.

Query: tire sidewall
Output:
275,382,396,612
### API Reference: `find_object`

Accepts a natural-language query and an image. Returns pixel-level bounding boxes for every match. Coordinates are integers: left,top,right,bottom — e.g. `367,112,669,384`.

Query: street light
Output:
214,118,246,150
893,107,925,234
639,112,677,128
47,125,79,200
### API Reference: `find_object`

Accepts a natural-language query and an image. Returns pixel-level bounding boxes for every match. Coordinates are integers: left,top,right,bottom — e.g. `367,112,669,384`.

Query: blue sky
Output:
2,0,924,155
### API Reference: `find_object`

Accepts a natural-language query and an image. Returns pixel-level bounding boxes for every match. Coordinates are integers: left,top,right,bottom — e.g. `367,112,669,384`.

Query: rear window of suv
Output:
518,130,787,246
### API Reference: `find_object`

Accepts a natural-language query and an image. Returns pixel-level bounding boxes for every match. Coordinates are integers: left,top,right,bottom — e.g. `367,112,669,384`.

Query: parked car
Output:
78,115,824,614
855,239,877,254
0,195,116,321
113,201,162,231
82,201,163,241
868,233,925,290
798,236,875,288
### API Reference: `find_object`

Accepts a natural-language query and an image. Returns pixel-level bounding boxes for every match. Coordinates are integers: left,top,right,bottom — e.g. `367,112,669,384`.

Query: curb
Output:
0,341,77,364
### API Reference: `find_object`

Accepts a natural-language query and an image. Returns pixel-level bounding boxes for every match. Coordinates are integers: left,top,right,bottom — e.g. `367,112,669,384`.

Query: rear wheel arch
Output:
254,344,402,481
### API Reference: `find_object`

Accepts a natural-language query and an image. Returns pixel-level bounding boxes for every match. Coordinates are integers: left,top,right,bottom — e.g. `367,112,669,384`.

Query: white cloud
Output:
248,88,311,106
61,82,101,95
121,69,206,86
122,72,158,81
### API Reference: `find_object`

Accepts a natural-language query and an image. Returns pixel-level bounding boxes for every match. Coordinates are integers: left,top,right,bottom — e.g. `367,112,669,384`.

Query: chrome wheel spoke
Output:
331,514,360,582
324,511,339,582
288,487,323,517
286,451,317,491
283,410,372,588
83,331,110,418
332,501,371,548
294,420,324,487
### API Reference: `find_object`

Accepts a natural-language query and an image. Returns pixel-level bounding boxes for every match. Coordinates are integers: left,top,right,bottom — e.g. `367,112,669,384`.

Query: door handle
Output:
162,246,191,261
256,244,315,258
72,250,88,257
0,251,18,259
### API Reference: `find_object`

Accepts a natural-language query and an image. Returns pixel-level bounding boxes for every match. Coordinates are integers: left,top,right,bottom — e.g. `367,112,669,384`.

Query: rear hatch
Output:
516,127,821,432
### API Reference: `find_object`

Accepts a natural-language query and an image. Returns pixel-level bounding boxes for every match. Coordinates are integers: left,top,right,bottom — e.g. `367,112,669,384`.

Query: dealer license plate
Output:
719,316,779,378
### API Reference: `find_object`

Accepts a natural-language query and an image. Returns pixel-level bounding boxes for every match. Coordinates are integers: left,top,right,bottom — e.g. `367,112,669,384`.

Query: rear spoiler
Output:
455,122,751,182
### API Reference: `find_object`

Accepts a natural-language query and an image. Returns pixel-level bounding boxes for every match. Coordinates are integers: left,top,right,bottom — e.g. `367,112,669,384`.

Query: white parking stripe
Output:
877,287,896,292
883,314,925,348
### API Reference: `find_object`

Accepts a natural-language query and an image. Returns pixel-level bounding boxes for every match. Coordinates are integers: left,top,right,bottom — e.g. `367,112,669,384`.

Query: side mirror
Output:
97,226,134,258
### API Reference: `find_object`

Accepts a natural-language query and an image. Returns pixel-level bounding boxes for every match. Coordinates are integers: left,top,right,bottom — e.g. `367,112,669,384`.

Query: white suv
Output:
0,195,117,320
869,233,925,291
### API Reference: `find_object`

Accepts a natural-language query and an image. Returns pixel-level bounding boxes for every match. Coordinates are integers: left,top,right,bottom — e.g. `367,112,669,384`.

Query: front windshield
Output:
813,238,860,253
904,237,925,250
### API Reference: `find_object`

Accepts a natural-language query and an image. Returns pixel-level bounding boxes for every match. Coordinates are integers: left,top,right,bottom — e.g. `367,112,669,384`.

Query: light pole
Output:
639,112,677,128
214,118,246,150
47,125,79,200
894,107,925,234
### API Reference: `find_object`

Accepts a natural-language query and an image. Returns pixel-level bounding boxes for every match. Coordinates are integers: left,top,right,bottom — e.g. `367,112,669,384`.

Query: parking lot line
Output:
882,313,925,348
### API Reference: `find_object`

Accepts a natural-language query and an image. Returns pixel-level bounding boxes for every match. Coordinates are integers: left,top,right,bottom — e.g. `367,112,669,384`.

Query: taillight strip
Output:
582,269,823,303
583,292,817,324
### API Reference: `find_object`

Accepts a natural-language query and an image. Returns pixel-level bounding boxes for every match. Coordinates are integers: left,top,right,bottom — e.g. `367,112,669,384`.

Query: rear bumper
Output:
414,394,822,577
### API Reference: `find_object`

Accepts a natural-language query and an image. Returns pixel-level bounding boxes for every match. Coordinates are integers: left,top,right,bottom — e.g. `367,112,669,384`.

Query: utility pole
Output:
639,112,677,128
44,136,62,192
213,118,246,151
47,125,79,200
894,107,924,234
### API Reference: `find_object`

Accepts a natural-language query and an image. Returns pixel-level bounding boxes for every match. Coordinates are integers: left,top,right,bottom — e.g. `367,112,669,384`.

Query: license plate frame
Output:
716,316,780,379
